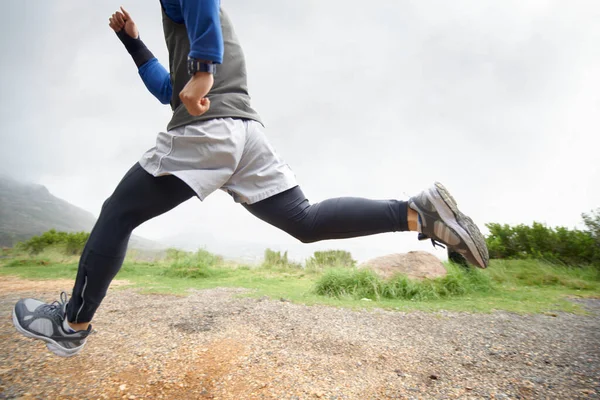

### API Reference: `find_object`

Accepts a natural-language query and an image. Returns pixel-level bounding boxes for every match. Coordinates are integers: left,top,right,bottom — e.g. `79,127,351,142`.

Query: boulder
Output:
359,251,447,280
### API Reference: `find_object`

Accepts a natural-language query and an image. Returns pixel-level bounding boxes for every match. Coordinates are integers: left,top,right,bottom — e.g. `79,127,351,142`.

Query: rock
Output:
359,251,447,280
394,369,405,377
525,376,545,384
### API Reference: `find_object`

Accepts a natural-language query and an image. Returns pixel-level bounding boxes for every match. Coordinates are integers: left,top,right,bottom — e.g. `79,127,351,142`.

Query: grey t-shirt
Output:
162,9,262,131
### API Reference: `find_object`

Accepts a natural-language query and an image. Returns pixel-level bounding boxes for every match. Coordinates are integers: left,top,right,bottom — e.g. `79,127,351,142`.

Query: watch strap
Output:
187,57,217,75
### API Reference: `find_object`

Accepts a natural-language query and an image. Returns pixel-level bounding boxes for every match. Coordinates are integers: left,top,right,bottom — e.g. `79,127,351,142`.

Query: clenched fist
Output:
109,6,138,39
179,72,214,116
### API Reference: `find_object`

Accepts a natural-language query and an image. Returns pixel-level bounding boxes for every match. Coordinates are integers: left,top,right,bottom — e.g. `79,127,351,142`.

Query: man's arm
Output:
109,7,172,105
175,0,222,116
165,0,223,63
137,59,172,105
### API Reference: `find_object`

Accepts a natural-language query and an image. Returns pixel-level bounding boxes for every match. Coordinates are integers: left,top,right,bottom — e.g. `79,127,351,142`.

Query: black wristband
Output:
115,30,155,68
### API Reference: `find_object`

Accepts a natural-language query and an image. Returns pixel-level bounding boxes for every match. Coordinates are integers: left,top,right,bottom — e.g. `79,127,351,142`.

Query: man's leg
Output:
232,121,487,267
244,184,489,269
13,163,196,356
244,186,410,242
67,163,196,325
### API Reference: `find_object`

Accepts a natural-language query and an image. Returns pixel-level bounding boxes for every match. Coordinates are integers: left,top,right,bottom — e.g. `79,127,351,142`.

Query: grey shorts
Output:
139,118,297,204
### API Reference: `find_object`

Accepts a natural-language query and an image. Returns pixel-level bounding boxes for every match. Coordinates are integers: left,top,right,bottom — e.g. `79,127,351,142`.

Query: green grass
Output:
485,259,600,290
314,264,494,301
1,250,599,314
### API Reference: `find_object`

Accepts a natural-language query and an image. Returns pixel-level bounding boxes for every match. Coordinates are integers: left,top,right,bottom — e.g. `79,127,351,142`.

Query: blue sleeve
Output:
138,59,173,105
179,0,223,63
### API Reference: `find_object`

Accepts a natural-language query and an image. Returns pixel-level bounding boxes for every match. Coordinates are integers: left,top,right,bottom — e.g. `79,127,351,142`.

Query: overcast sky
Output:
1,0,599,262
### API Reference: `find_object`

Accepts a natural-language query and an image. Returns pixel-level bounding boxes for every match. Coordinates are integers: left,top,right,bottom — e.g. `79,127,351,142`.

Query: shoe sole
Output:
12,307,85,357
425,182,488,268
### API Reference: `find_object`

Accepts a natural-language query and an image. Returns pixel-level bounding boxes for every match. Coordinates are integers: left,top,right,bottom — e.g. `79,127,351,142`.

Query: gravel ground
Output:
0,276,599,399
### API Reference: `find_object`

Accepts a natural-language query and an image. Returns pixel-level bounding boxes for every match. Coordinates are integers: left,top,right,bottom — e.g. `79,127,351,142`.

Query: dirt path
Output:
1,276,599,399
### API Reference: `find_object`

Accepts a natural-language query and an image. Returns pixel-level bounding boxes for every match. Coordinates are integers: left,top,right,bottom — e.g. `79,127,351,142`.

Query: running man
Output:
13,2,489,357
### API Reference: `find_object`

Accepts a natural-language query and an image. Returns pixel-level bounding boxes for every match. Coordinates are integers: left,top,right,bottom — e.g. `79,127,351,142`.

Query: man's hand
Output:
109,6,139,39
179,72,214,116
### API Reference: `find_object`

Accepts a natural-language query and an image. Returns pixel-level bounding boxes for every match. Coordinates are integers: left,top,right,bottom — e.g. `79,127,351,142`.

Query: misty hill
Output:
0,175,161,250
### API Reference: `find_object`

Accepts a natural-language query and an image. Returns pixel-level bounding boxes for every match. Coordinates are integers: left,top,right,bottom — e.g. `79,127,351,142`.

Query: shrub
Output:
582,208,600,246
262,249,302,269
161,249,224,279
17,230,89,256
486,222,599,266
165,248,189,261
314,264,493,301
306,250,356,269
64,232,89,255
313,268,381,299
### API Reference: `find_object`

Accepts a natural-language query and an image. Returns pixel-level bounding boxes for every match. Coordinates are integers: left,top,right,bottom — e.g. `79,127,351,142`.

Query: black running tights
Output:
66,163,408,323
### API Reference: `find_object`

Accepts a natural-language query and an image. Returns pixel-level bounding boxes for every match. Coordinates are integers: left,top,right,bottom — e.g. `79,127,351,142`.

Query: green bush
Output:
165,248,189,261
161,248,224,279
17,230,89,256
582,208,600,247
306,250,356,269
262,249,302,269
486,221,599,266
314,264,493,301
64,232,89,255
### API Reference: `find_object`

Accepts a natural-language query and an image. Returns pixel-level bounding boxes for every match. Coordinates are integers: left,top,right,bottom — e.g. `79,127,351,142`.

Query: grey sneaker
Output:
12,292,91,357
409,182,489,268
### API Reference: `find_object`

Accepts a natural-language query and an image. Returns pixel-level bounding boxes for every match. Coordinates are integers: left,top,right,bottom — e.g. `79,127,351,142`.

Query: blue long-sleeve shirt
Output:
138,0,222,104
161,0,223,62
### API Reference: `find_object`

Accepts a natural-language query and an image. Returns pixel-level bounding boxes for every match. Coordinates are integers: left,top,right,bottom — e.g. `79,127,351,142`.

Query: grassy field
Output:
1,247,599,314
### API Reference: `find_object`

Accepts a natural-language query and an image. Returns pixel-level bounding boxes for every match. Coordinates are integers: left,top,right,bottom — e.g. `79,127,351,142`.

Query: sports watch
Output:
187,57,217,75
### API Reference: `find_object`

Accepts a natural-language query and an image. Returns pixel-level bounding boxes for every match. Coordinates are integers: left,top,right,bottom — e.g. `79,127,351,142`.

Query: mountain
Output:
0,175,161,250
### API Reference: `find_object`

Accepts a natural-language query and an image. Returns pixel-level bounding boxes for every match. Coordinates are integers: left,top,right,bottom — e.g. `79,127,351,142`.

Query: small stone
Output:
119,384,127,391
429,374,439,380
524,376,544,384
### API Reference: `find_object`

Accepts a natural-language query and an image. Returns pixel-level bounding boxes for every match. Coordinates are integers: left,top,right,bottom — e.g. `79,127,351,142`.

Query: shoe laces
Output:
417,233,446,250
39,291,69,318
